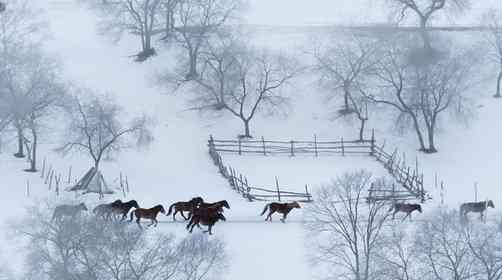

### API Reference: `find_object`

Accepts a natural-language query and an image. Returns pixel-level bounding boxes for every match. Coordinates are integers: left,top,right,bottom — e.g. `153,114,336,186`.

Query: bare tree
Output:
15,202,226,280
160,0,180,40
305,170,391,280
58,90,153,169
196,46,298,138
366,38,477,153
312,34,379,141
189,29,244,110
173,0,242,80
386,0,469,50
414,209,475,280
482,9,502,98
0,45,66,171
0,0,48,141
464,221,502,280
87,0,164,61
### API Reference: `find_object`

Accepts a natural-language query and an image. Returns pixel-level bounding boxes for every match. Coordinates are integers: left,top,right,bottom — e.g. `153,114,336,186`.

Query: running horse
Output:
261,201,301,223
52,203,88,222
186,207,226,235
389,203,422,220
93,200,122,220
166,197,204,221
460,200,495,221
129,205,166,228
199,200,230,213
109,200,140,221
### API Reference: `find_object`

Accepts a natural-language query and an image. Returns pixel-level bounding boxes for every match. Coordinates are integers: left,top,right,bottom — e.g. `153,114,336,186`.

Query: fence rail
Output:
208,130,429,203
208,140,312,202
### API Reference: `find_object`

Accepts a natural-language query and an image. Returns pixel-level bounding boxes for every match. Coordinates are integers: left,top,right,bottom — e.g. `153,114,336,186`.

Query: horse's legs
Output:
180,211,188,221
266,210,275,222
189,222,197,233
136,217,142,229
402,212,411,222
392,209,398,220
208,224,213,235
148,219,155,227
154,218,158,227
121,212,127,221
186,219,192,230
281,213,287,223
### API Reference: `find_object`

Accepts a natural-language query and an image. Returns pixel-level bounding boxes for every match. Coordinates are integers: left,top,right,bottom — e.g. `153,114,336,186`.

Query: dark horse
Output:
166,197,204,221
261,201,301,223
199,200,230,213
52,203,88,222
389,203,422,220
186,207,226,235
130,205,166,228
93,200,122,220
460,200,495,220
109,200,140,221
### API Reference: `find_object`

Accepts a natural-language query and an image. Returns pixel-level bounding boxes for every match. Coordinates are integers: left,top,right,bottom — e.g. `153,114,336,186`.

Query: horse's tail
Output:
129,209,136,222
260,204,270,216
166,203,175,216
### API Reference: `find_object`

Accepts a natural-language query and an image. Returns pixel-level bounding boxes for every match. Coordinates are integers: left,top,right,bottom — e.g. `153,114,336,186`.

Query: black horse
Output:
109,200,140,221
186,207,226,235
166,197,204,221
93,200,123,220
460,200,495,220
389,203,422,220
199,200,230,213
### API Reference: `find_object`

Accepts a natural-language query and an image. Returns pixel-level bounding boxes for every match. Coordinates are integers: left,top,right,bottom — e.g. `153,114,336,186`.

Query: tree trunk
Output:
26,127,37,172
426,123,437,153
242,119,251,138
420,17,432,51
341,83,352,114
495,68,502,98
359,118,366,142
186,51,198,80
410,115,427,152
14,123,25,158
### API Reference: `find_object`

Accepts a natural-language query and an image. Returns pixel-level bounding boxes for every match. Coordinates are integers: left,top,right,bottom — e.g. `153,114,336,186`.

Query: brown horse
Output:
109,200,140,221
261,201,301,223
129,205,165,228
52,203,88,222
389,203,422,220
166,197,204,221
186,208,226,235
199,200,230,213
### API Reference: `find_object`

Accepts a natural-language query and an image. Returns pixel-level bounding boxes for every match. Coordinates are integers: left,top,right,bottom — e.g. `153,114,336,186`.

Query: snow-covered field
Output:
2,0,502,279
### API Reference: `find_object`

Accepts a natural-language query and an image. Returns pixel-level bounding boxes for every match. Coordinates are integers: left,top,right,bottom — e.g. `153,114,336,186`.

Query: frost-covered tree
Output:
312,34,379,141
366,37,477,153
386,0,469,50
0,45,66,171
305,170,391,280
482,9,502,98
58,90,153,169
173,0,243,80
194,45,298,138
85,0,164,61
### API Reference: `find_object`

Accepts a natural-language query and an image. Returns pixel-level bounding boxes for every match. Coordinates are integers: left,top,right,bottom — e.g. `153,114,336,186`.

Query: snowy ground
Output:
1,0,502,279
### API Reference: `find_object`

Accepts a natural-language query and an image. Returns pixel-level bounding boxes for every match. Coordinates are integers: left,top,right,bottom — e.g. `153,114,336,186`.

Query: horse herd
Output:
51,198,303,235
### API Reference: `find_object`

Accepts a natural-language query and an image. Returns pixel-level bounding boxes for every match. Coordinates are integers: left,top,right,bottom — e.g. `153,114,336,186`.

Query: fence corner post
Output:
290,140,295,157
275,176,281,201
314,134,318,157
238,137,242,155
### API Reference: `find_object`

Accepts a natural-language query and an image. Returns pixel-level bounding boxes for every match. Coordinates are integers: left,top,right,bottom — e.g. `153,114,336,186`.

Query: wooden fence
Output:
208,140,312,202
209,131,429,203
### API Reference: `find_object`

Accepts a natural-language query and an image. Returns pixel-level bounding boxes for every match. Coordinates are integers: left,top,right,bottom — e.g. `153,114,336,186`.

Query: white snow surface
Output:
1,0,502,279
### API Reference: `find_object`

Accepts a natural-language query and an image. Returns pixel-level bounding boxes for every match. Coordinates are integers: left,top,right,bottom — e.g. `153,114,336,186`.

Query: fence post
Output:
239,174,244,193
26,180,30,197
67,166,72,184
305,184,311,202
275,176,281,202
370,129,375,156
290,140,295,157
238,138,242,155
126,176,130,193
49,170,54,190
341,137,345,156
209,135,215,149
261,136,266,156
41,157,46,178
314,134,318,157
